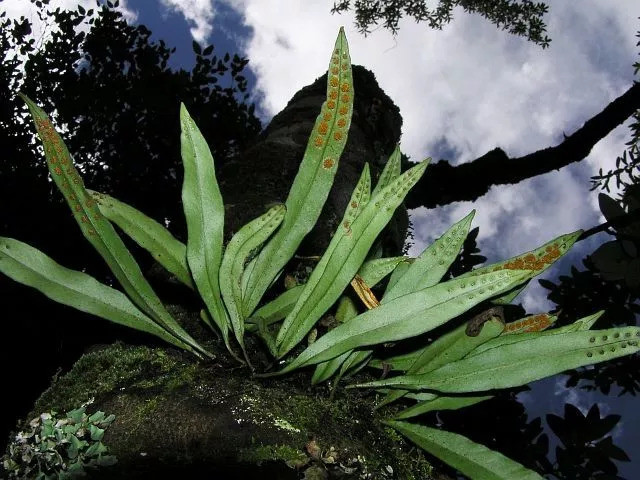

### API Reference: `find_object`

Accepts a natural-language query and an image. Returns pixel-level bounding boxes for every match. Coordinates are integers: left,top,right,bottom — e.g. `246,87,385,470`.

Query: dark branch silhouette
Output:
406,82,640,209
577,208,640,242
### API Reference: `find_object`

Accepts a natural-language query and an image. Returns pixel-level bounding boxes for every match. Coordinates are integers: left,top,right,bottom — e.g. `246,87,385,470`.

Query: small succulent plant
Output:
2,28,639,479
2,405,116,479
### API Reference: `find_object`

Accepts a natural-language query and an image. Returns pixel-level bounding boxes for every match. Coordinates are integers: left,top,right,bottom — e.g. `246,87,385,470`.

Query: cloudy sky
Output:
4,0,640,475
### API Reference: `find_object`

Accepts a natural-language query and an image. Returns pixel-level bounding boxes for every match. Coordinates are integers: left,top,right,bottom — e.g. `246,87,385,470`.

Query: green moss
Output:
127,396,162,432
380,427,434,480
164,363,199,391
238,444,308,468
31,344,185,416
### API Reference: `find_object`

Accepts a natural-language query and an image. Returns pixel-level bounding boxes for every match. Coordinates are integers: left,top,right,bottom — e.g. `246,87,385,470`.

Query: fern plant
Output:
2,29,639,480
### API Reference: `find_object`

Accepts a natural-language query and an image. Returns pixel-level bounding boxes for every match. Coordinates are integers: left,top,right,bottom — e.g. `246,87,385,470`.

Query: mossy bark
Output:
27,339,435,479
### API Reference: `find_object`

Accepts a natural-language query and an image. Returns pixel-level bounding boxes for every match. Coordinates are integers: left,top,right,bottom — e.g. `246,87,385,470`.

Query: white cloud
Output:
223,0,639,313
159,0,215,43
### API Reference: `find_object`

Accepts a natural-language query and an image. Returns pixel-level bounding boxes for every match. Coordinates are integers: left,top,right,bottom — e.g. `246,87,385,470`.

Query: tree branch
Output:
406,81,640,209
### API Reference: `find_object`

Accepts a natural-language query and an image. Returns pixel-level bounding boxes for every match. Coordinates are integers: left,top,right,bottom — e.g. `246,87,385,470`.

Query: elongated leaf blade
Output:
180,103,231,350
356,256,406,289
359,327,640,393
246,285,304,332
21,95,205,356
315,348,371,386
220,204,286,350
313,256,401,384
378,317,504,409
247,254,400,338
311,296,359,384
395,395,491,419
241,256,257,300
371,144,401,196
384,259,411,296
338,350,371,377
243,28,355,315
368,350,422,372
412,317,505,373
468,311,603,358
460,231,582,303
312,351,352,384
275,164,372,352
0,238,192,351
385,421,545,480
276,161,428,357
275,269,529,373
384,211,475,301
88,190,194,289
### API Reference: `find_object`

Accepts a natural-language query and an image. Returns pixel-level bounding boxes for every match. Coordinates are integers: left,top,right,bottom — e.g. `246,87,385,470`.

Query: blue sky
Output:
4,0,640,476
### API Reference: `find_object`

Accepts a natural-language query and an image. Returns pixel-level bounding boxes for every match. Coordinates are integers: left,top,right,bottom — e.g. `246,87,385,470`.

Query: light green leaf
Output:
312,350,352,385
460,231,582,304
373,213,478,379
241,255,257,300
395,394,491,419
558,310,604,332
384,259,411,296
0,238,191,351
356,256,407,288
410,317,505,374
220,204,286,353
276,161,427,357
245,285,304,333
88,411,105,423
275,163,371,353
274,269,529,374
311,296,360,384
384,211,475,302
358,326,640,393
88,190,194,289
20,95,205,357
247,255,402,338
85,441,108,456
371,144,401,196
89,424,105,441
242,28,354,316
377,317,504,409
385,421,545,480
312,256,401,384
467,310,603,358
180,103,232,354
